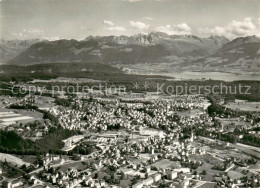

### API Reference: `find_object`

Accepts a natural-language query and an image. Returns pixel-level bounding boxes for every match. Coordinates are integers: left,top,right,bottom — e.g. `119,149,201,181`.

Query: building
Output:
11,180,23,188
167,171,178,180
174,168,190,173
152,173,162,182
132,181,143,188
181,179,190,188
142,177,154,186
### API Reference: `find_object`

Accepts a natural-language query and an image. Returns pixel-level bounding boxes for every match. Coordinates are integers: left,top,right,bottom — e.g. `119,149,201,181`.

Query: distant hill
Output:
0,39,41,64
187,35,260,72
3,34,259,74
7,32,229,65
0,62,172,84
0,62,123,80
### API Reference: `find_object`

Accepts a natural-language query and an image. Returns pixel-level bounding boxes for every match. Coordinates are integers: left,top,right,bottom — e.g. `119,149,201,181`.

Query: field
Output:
0,153,31,167
248,162,260,173
224,100,260,112
215,117,248,131
17,155,37,164
0,109,43,127
58,160,90,172
117,63,260,81
0,96,21,108
196,162,223,181
171,109,205,117
30,77,105,84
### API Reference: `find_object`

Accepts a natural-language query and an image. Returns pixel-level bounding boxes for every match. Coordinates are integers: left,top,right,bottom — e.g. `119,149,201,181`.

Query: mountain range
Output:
1,32,259,73
188,35,260,72
0,39,41,64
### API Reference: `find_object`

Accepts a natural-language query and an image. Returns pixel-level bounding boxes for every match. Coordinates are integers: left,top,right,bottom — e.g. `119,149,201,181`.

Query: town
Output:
1,0,260,187
0,81,259,188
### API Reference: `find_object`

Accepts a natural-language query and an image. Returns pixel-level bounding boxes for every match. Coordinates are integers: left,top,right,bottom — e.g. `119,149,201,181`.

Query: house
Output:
145,166,151,173
152,173,161,182
174,168,190,173
143,177,154,186
167,171,178,180
11,180,23,188
181,179,190,188
29,176,38,185
51,175,57,183
132,181,143,188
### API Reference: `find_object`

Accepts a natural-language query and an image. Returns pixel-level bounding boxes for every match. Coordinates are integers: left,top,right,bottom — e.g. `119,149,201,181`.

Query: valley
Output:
0,33,259,81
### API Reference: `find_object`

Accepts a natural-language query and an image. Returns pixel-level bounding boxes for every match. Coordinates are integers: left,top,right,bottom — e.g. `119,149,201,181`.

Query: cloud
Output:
198,17,258,38
156,23,191,35
104,26,126,31
13,29,44,39
43,36,60,41
24,29,44,35
143,17,154,21
12,29,59,40
103,20,115,26
176,23,191,32
244,17,252,22
123,0,165,2
124,0,142,2
103,20,126,32
129,21,150,30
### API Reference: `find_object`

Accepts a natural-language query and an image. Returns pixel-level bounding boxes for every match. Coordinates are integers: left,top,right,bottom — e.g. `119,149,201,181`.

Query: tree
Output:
201,170,207,175
94,173,98,179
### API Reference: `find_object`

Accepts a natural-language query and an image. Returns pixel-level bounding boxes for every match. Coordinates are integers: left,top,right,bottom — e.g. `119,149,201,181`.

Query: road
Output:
224,164,235,172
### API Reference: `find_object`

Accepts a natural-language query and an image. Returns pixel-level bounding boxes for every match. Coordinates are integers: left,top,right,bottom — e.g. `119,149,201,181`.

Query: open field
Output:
0,109,43,127
164,71,260,81
224,101,260,112
215,118,248,130
0,153,31,167
118,63,260,81
0,96,21,108
235,143,260,159
17,155,37,164
30,77,105,84
170,108,205,117
58,160,90,172
199,136,260,159
196,162,223,181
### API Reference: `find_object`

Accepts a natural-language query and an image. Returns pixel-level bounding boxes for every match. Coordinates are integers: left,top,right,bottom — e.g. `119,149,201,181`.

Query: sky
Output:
0,0,260,40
